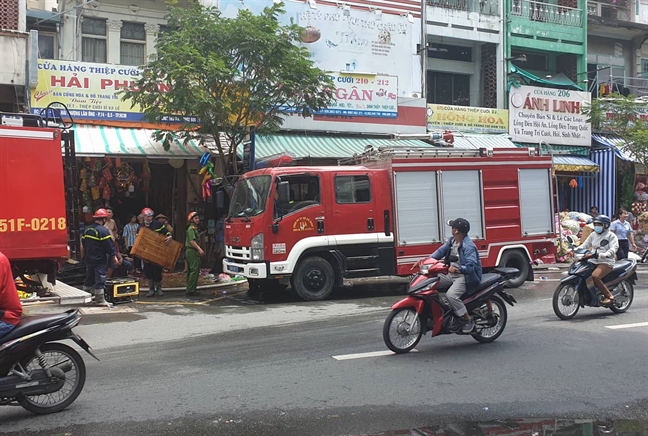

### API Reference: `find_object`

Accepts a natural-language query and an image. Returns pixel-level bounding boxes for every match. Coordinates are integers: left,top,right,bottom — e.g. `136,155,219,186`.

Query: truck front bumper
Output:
222,259,268,279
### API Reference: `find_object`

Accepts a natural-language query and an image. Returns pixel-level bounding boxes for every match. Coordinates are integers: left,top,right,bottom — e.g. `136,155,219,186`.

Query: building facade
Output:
1,0,31,112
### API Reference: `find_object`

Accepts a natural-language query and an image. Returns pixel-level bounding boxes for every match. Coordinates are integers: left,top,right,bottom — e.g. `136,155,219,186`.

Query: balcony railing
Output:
427,0,500,16
511,0,583,26
587,1,631,20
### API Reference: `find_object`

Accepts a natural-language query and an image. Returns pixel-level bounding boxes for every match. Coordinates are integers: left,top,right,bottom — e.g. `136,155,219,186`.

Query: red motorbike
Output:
383,257,520,353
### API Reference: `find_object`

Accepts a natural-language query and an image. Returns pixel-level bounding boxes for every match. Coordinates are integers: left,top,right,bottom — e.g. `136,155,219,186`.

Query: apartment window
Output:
641,59,648,77
427,72,470,106
120,22,146,66
427,44,472,62
511,50,548,71
38,34,56,59
81,18,107,63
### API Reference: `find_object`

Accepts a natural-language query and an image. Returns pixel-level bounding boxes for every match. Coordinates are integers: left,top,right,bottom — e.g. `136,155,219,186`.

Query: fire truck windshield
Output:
228,175,272,219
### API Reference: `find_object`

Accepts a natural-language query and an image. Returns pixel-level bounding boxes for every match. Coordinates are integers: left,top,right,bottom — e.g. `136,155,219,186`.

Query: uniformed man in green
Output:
185,212,204,296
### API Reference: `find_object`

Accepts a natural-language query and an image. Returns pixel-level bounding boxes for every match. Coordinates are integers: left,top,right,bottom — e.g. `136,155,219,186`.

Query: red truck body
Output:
0,124,69,276
223,147,557,300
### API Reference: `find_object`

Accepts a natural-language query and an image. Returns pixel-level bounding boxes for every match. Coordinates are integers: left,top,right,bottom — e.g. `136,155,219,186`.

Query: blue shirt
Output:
123,223,140,247
610,220,632,240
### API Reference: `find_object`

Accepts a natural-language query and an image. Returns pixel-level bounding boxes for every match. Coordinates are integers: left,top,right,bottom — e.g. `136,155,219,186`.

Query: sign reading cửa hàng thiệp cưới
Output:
509,86,591,146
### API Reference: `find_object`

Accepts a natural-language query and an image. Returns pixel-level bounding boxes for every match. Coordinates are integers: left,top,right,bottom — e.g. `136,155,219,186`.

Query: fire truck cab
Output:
223,147,556,301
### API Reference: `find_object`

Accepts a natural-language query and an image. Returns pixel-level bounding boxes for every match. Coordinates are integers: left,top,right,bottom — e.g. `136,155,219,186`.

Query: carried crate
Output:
130,227,182,271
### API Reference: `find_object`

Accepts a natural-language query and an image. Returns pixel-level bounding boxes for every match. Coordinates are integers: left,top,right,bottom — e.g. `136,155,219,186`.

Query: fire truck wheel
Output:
499,250,529,288
292,256,335,301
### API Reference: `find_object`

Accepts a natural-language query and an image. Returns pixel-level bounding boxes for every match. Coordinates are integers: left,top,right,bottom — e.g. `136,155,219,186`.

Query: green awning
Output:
254,134,434,159
514,143,590,156
508,65,581,91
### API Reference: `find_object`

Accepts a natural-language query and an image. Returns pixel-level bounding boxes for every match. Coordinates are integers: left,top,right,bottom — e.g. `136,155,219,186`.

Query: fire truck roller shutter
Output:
497,247,532,288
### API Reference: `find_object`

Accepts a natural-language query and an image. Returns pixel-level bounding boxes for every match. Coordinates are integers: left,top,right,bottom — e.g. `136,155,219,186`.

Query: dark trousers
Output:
616,240,629,260
84,262,108,292
143,262,163,289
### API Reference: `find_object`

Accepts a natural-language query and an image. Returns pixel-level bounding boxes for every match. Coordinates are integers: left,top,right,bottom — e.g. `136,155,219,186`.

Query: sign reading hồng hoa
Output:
281,72,398,118
509,86,591,146
29,59,196,123
426,104,509,133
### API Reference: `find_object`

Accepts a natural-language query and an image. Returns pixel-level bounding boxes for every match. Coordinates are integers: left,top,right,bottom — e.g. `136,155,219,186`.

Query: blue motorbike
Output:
553,246,638,320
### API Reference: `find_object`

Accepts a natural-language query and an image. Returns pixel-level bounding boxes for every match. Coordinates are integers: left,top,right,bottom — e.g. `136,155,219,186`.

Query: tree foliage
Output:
121,2,335,176
583,93,648,166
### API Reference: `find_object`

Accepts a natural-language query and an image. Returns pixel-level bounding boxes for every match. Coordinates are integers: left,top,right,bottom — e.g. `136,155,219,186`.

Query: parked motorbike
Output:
0,308,98,414
552,246,638,320
383,257,519,354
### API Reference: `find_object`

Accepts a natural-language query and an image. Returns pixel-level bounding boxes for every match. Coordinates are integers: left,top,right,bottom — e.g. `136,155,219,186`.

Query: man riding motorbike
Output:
419,218,483,333
575,214,619,305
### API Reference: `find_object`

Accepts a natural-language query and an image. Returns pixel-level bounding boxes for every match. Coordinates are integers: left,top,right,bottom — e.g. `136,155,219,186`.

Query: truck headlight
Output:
251,233,264,261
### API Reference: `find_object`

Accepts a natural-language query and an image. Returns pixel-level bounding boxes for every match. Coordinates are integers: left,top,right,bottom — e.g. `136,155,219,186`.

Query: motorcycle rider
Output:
0,251,22,339
428,218,483,333
575,214,619,305
82,209,118,306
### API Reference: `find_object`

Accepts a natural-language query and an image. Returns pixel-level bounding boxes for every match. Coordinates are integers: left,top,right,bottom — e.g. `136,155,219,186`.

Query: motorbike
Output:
0,308,98,414
383,257,519,354
552,245,638,320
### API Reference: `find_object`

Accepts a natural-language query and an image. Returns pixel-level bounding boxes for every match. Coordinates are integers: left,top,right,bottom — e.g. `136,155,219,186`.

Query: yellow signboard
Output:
426,104,509,133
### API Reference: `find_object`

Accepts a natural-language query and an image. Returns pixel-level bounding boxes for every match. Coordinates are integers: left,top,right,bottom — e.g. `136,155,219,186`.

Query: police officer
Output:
82,208,118,306
140,208,173,297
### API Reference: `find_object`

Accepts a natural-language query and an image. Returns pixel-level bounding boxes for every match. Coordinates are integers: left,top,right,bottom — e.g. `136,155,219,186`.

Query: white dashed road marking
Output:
332,350,418,360
604,322,648,330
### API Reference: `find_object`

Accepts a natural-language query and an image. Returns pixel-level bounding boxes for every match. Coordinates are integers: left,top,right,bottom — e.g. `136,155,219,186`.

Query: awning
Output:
591,133,635,161
451,134,517,150
254,134,434,159
553,155,599,172
508,66,581,91
514,143,590,156
72,125,210,159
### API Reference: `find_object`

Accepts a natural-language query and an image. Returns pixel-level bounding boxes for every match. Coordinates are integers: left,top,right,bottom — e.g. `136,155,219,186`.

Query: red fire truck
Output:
222,146,557,301
0,111,80,286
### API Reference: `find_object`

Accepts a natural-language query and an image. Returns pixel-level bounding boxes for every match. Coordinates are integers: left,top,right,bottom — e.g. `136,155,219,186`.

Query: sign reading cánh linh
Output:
509,86,591,146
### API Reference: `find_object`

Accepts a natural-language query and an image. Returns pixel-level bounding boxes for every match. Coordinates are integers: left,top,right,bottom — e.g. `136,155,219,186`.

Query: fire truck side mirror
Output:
215,191,225,209
277,181,290,204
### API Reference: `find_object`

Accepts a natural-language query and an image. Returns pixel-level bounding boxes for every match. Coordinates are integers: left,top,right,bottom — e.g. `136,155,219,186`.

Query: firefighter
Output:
82,208,118,306
140,207,173,297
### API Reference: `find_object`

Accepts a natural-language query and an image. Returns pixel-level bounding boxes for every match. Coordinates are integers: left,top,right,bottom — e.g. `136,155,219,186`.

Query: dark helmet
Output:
447,218,470,234
593,214,611,229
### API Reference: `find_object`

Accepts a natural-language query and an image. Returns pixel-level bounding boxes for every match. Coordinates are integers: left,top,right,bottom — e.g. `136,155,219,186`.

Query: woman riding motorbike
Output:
576,215,619,305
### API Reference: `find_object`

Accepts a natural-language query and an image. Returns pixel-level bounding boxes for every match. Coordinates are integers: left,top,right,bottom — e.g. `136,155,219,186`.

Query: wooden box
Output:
131,228,182,271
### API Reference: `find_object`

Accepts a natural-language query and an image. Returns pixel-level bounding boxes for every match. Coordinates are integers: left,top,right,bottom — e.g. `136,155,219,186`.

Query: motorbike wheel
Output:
553,283,580,320
383,308,423,354
18,343,86,414
471,296,508,343
609,280,634,314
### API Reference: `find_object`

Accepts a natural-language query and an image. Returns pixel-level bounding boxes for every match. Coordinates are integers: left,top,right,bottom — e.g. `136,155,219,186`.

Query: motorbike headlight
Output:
251,233,264,261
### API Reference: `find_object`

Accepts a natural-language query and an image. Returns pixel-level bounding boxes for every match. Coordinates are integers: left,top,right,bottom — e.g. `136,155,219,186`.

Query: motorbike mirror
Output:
277,181,290,204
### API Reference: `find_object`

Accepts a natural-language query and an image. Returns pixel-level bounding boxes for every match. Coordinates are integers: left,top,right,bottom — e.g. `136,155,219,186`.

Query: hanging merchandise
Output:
102,168,113,181
104,157,114,168
98,177,106,189
102,185,111,200
91,186,100,200
141,160,151,201
569,179,578,188
115,162,135,188
198,152,215,201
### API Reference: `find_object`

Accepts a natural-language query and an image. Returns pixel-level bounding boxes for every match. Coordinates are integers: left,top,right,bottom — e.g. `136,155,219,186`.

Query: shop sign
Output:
214,0,415,97
29,59,196,123
426,104,508,133
509,86,591,146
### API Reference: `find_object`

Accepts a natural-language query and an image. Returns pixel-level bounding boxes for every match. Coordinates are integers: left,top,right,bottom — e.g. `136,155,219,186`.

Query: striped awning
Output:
254,134,434,159
553,155,599,172
72,125,211,158
592,133,634,161
450,134,517,150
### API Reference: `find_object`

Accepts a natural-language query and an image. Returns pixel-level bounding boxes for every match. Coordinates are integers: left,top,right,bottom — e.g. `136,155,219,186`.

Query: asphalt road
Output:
1,270,647,436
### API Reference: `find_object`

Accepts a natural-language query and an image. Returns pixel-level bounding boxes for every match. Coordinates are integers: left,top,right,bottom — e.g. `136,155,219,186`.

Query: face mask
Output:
594,226,603,234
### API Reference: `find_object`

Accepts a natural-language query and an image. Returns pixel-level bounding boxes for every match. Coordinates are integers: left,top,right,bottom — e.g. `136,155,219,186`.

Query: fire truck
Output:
222,146,557,301
0,110,80,288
